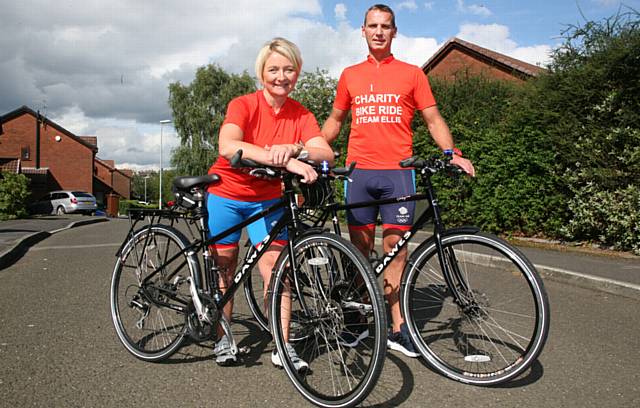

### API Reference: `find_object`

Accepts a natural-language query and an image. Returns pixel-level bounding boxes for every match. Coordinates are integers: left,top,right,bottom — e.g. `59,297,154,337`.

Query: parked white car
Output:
32,191,98,215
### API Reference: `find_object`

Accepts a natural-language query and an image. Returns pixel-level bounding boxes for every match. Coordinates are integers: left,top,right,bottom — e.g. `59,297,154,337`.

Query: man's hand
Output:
451,155,476,177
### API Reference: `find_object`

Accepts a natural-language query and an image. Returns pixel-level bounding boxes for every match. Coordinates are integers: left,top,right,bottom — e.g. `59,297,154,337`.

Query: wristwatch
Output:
443,148,463,157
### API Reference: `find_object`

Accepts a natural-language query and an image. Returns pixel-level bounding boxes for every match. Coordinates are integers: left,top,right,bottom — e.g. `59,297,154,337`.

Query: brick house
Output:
422,37,546,82
0,105,131,204
94,158,132,204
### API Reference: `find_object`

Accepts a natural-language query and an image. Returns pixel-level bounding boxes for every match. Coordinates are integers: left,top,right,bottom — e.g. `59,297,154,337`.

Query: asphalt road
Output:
1,219,639,407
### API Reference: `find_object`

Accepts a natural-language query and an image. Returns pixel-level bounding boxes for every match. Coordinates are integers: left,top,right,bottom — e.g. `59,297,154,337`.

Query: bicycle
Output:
244,153,550,386
109,151,387,408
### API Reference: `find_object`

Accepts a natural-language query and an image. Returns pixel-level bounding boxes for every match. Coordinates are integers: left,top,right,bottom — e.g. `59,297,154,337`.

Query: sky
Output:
2,0,637,171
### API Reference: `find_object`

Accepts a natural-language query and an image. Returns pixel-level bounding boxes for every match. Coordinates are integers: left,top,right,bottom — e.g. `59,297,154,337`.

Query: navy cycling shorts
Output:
345,168,416,230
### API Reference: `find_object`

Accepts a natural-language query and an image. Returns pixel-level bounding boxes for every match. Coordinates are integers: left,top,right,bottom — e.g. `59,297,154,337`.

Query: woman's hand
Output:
265,143,301,166
285,158,318,184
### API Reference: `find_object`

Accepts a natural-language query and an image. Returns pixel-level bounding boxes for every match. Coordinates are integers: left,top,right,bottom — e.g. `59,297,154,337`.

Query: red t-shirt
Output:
334,55,436,169
208,91,320,201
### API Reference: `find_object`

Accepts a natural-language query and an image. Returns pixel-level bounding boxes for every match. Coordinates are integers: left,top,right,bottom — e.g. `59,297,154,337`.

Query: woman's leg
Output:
257,245,290,341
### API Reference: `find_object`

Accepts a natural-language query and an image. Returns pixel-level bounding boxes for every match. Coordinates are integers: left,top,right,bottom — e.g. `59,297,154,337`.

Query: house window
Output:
21,146,30,160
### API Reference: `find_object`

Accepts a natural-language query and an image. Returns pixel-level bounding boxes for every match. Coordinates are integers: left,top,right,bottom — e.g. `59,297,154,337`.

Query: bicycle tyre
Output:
244,234,332,342
270,233,387,408
110,224,197,362
401,230,550,385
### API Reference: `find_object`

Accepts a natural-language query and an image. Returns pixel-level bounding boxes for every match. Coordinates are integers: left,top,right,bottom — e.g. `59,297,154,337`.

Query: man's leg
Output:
381,228,407,332
348,224,376,258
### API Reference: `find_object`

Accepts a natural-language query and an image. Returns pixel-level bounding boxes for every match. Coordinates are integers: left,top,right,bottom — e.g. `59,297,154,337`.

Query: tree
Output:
168,64,255,176
291,69,351,164
130,171,158,203
0,172,30,220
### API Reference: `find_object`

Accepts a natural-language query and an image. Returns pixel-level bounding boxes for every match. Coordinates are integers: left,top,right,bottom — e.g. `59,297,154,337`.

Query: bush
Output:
416,76,566,235
541,10,640,249
118,199,156,216
562,184,640,254
0,172,31,220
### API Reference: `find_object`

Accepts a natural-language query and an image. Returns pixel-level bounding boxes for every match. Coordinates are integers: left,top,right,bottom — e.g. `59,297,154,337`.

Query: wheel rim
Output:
111,227,192,359
405,234,548,384
270,235,386,407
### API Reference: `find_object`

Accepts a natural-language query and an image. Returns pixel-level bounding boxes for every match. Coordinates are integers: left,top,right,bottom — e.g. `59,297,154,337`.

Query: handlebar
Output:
230,149,356,180
399,154,465,177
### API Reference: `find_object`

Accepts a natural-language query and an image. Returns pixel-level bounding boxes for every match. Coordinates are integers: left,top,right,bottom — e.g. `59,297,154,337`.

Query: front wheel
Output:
270,233,387,408
110,224,196,362
401,231,550,385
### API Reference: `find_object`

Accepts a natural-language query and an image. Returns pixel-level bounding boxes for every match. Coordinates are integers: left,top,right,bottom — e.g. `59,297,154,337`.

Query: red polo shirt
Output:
334,55,436,169
208,91,320,201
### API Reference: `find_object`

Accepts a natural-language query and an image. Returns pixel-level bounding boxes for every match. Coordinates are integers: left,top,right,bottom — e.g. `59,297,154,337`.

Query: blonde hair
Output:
255,37,303,84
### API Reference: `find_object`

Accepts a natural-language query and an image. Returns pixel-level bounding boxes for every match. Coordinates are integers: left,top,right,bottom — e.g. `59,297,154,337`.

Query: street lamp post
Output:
144,175,150,203
159,119,171,209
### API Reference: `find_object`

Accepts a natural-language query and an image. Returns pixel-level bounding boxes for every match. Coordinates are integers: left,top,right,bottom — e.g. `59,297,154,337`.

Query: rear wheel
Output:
110,225,196,362
402,231,550,385
270,233,386,408
56,206,66,215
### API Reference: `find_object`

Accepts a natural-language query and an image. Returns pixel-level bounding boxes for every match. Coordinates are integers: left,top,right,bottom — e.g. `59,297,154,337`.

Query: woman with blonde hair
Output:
206,37,334,369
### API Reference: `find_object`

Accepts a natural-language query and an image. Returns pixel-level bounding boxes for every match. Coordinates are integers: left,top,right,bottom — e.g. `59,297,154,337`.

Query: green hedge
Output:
118,199,157,216
413,12,640,253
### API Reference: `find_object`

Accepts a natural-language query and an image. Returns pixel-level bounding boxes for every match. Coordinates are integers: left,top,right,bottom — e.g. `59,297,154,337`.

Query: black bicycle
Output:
109,151,387,408
244,154,550,386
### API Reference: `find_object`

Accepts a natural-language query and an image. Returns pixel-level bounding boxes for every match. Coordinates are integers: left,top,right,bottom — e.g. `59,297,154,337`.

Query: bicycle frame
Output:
309,167,475,308
119,176,306,323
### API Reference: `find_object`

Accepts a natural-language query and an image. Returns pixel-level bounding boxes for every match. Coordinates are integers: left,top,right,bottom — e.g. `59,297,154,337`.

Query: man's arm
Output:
420,105,476,176
321,108,348,144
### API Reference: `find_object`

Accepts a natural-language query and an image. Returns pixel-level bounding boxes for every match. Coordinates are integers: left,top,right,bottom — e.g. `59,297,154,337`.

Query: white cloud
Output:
397,1,419,11
457,23,552,66
335,3,347,20
393,35,440,67
1,0,558,169
456,0,492,16
51,105,180,170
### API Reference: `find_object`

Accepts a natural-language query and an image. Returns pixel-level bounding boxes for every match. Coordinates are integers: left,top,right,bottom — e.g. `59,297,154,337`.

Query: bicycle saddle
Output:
173,174,220,191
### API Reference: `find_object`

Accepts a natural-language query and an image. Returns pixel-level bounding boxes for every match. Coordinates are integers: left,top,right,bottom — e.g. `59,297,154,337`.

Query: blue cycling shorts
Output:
207,193,287,248
345,168,416,230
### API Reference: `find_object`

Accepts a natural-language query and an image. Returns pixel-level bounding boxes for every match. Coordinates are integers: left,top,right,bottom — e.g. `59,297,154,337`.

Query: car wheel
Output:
56,206,66,215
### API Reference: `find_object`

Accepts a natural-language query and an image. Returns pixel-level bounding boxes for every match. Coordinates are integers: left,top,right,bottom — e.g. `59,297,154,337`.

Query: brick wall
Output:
112,170,131,199
94,160,112,186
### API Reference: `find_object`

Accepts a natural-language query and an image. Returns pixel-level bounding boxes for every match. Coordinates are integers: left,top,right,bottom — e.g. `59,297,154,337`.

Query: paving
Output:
0,214,638,298
0,214,109,269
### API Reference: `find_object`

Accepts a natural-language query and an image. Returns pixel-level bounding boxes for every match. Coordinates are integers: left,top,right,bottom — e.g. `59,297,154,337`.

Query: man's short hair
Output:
255,37,303,84
364,4,396,28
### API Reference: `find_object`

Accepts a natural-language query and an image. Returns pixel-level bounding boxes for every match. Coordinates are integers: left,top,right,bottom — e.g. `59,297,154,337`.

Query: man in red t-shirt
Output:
322,4,475,357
